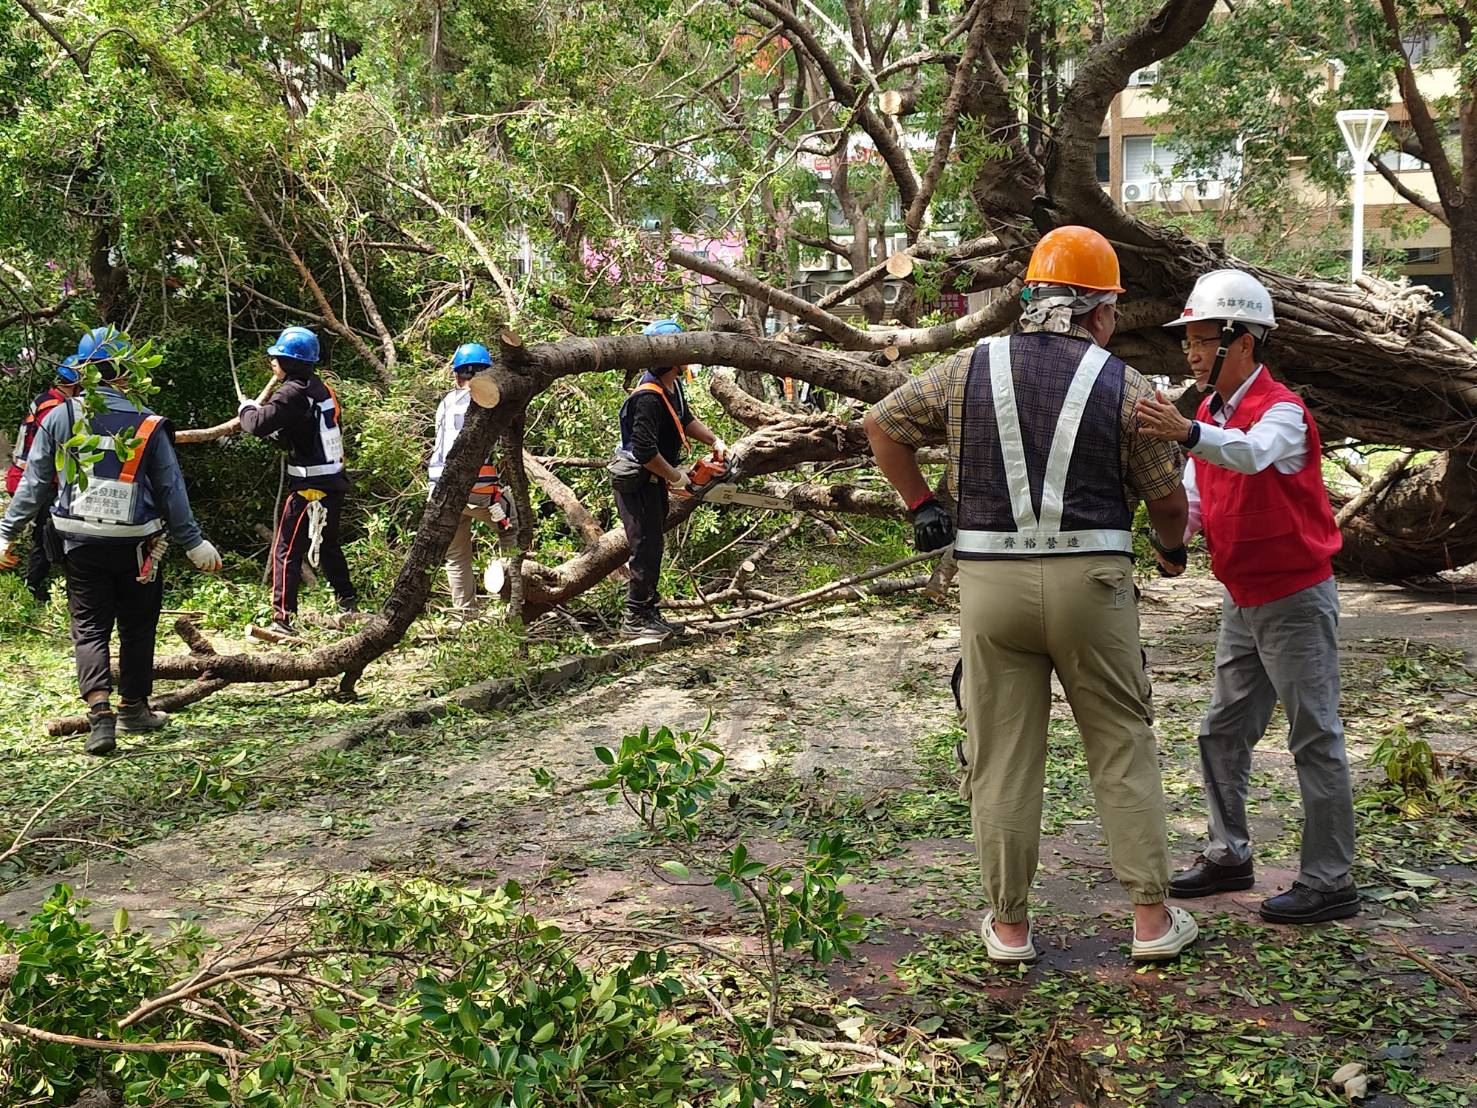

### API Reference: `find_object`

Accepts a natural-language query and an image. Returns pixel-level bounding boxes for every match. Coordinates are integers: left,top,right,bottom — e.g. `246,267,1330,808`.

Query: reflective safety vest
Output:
954,335,1132,559
287,385,345,479
50,403,167,542
471,462,501,496
6,389,67,494
428,388,499,494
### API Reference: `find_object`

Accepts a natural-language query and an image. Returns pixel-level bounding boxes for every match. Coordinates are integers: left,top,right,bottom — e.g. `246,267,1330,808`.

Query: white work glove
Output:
669,470,691,491
489,500,508,524
186,539,223,573
712,438,728,462
0,538,17,571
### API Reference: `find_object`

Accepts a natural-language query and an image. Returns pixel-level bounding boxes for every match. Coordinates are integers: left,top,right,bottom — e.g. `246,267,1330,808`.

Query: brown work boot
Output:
117,699,169,733
84,702,117,756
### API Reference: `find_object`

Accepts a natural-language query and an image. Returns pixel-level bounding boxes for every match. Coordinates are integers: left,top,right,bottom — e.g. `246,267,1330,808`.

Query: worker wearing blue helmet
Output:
2,328,222,755
238,325,359,635
5,355,84,601
607,318,726,639
428,343,515,611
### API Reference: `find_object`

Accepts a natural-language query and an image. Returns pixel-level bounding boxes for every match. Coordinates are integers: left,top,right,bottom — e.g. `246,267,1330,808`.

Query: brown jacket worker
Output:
609,319,726,639
1137,270,1357,925
0,327,223,755
238,326,359,636
864,227,1198,962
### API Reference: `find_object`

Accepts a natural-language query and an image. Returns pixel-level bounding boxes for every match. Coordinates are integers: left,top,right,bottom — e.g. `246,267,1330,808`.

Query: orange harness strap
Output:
116,415,164,484
634,381,687,452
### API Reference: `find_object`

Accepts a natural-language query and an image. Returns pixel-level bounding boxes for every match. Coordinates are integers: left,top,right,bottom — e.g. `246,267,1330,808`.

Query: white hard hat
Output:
1165,269,1277,334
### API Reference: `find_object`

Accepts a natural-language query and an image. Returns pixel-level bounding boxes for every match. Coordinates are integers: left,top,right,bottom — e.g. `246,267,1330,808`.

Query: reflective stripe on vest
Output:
51,413,167,540
287,386,345,478
471,463,500,496
12,395,64,470
954,338,1132,556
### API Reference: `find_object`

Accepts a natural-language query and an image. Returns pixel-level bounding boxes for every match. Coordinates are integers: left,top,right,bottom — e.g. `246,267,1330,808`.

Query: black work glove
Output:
911,496,955,553
1148,532,1188,577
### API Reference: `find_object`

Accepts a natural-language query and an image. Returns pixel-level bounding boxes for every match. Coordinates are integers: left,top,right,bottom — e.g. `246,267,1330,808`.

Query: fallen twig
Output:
681,551,939,629
1385,937,1477,1011
0,1017,241,1062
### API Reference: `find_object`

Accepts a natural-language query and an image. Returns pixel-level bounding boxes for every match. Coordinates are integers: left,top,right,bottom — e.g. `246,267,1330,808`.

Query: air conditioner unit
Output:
1158,182,1183,202
798,249,831,272
1121,182,1148,203
881,283,902,305
1192,179,1224,200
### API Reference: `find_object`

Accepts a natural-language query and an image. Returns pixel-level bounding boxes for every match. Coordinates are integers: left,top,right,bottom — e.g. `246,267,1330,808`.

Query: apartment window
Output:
1095,137,1110,183
1124,135,1239,186
1378,148,1429,172
1406,247,1443,265
1128,65,1159,87
1123,135,1179,183
1401,25,1439,65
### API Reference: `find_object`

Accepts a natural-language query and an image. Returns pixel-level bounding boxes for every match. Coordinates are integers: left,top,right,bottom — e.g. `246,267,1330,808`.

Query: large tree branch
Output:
14,0,89,74
1368,156,1448,223
904,6,988,237
669,246,870,346
1377,0,1460,209
1048,0,1217,244
236,175,389,376
746,0,921,209
524,452,606,548
673,245,1020,356
0,291,78,330
300,178,398,380
383,174,521,319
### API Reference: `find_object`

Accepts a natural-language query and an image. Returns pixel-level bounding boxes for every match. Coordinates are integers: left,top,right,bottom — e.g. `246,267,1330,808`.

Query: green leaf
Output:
531,1020,557,1044
311,1007,344,1031
1389,868,1439,889
659,860,691,879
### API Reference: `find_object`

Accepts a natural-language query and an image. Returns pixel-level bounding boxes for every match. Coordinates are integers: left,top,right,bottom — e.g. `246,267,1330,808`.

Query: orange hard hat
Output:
1024,226,1124,294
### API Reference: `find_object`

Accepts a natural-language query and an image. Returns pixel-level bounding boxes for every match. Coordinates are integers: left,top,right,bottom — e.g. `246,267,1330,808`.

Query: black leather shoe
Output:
1260,882,1360,924
1170,853,1255,898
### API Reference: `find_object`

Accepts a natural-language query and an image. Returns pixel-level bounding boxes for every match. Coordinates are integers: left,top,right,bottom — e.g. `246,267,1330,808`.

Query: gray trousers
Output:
1199,576,1355,892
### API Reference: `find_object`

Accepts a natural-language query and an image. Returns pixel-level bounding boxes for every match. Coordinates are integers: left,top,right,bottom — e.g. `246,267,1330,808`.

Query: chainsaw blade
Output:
699,483,795,511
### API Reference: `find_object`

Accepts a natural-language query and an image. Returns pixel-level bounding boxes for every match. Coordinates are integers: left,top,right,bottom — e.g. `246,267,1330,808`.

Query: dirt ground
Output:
3,572,1476,1104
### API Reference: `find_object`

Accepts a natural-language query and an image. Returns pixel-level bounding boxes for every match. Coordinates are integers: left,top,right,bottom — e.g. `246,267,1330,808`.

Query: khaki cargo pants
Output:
958,555,1171,923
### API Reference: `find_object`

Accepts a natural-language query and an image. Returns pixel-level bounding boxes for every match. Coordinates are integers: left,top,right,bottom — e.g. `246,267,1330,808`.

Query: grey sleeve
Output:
0,409,63,542
146,428,205,550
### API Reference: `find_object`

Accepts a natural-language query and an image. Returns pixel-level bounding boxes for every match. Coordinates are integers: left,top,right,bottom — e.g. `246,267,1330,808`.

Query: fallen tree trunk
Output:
1336,450,1477,579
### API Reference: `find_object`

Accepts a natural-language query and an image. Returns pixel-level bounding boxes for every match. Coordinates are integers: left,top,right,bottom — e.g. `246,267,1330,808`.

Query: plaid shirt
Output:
869,322,1183,506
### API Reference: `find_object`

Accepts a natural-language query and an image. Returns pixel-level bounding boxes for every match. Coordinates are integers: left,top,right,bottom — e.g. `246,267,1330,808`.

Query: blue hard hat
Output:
451,342,493,374
642,318,684,336
76,325,128,364
56,354,81,384
267,325,320,364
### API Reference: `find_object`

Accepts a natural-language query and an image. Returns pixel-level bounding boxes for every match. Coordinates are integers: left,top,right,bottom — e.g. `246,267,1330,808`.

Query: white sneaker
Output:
1131,905,1199,961
980,911,1037,962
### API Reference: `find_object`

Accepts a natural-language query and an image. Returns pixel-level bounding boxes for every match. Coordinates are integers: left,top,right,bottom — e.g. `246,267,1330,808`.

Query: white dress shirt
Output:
1184,366,1308,541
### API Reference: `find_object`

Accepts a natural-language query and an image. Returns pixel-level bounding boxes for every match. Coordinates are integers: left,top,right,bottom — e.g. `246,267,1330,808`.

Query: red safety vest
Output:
1195,370,1342,607
6,389,67,494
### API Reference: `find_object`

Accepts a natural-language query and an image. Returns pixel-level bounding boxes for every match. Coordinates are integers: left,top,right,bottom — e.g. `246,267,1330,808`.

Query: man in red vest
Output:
1136,269,1357,924
6,355,81,601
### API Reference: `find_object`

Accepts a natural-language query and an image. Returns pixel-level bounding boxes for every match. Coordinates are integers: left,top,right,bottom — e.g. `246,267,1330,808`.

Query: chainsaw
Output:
682,456,796,511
